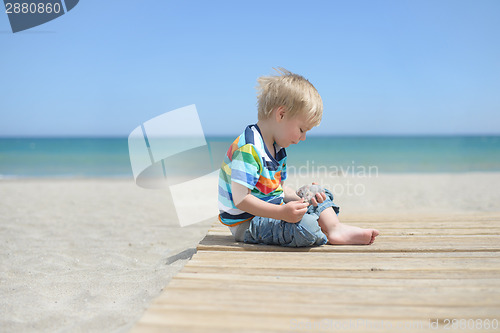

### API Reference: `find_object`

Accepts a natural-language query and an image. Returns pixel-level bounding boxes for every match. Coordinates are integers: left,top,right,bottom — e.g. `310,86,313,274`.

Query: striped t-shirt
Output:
218,124,287,226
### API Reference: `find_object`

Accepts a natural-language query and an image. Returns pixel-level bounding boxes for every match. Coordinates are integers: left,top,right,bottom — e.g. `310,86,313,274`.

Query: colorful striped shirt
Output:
218,124,287,226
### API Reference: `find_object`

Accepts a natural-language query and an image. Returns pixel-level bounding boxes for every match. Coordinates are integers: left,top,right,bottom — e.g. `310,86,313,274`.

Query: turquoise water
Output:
285,136,500,173
1,136,499,178
0,138,131,179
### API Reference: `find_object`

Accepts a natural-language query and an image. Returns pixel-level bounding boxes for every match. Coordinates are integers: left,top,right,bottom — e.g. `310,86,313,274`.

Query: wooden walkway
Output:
132,214,500,332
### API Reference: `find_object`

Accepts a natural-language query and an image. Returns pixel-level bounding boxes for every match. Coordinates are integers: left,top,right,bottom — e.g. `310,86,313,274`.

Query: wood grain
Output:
131,214,500,332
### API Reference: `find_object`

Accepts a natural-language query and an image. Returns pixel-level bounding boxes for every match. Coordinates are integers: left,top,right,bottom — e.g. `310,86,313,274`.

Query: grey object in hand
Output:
296,184,324,204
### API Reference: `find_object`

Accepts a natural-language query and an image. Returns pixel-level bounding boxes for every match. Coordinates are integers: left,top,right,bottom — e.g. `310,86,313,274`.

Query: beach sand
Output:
1,173,500,332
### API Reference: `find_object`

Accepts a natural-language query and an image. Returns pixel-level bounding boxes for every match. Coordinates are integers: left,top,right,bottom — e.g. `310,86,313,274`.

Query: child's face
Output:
274,110,313,148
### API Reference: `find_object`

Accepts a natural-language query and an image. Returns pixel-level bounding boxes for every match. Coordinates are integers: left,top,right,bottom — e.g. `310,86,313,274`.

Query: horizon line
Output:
1,133,500,139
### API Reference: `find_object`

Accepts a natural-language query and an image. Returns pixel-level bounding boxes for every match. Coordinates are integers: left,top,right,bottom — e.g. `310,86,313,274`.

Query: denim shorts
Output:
229,189,339,248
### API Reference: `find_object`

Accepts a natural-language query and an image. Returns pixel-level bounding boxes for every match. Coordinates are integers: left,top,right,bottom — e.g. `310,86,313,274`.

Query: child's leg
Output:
243,215,327,247
318,208,379,245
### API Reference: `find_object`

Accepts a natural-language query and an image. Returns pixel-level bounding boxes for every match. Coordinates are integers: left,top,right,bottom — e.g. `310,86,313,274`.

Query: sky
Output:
0,0,499,137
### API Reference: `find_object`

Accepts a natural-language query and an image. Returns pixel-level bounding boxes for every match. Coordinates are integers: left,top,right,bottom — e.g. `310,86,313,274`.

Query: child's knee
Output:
291,215,327,247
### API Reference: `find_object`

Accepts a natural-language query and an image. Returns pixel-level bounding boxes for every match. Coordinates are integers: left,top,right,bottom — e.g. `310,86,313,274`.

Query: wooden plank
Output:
163,279,500,306
198,234,500,252
193,249,500,259
132,312,440,333
174,272,500,288
182,265,500,280
186,256,500,271
146,302,500,321
132,310,496,333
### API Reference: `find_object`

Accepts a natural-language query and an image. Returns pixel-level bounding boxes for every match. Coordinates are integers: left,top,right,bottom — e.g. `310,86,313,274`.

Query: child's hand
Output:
310,182,326,207
310,191,327,207
279,201,309,223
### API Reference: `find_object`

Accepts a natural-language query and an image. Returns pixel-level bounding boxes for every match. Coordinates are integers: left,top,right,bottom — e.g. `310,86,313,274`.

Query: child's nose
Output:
300,132,306,141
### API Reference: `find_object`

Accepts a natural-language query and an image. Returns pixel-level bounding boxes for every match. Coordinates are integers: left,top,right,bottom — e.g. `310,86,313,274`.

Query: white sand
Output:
287,172,500,215
1,173,500,332
0,179,211,332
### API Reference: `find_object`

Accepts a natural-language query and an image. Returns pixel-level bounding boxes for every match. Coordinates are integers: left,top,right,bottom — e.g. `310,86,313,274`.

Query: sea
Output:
1,136,499,179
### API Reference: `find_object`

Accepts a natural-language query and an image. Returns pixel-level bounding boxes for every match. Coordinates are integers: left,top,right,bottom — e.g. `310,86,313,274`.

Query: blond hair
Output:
256,68,323,126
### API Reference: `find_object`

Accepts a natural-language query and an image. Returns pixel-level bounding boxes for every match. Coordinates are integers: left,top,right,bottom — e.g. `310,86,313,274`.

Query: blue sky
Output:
1,0,499,136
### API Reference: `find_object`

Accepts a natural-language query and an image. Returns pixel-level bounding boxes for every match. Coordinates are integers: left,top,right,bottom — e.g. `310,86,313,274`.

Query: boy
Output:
218,68,379,247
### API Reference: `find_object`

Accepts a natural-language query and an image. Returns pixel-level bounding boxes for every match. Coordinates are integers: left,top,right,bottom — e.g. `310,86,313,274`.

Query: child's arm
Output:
232,181,308,223
282,182,302,203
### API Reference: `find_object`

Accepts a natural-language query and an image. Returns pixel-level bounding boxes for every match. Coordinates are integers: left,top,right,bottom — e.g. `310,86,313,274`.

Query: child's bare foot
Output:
368,228,380,245
317,207,379,245
325,223,379,245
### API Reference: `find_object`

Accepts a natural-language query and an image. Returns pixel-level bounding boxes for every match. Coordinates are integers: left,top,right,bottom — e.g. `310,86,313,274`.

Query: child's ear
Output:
276,106,286,122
